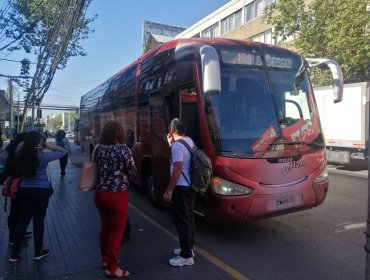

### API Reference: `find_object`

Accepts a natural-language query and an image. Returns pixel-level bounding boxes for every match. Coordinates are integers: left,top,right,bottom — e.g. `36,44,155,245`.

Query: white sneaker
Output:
169,256,194,267
173,248,195,257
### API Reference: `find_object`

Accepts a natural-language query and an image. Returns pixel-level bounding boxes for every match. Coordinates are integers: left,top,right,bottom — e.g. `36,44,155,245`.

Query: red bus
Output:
79,38,343,223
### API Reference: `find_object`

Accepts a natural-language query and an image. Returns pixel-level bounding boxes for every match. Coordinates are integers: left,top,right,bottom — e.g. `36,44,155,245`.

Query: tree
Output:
0,0,96,131
47,114,62,132
263,0,370,83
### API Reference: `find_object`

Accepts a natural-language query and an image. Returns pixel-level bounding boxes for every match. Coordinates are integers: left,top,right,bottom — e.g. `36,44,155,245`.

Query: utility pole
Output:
17,92,20,133
31,94,35,131
7,78,13,139
68,112,70,132
1,74,33,134
366,101,370,279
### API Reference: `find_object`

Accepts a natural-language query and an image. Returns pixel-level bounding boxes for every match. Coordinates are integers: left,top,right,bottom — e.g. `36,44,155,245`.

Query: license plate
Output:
267,195,300,211
275,197,294,209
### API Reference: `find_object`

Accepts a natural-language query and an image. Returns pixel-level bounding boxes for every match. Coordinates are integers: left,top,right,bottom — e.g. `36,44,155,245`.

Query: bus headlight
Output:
211,177,253,196
314,167,328,183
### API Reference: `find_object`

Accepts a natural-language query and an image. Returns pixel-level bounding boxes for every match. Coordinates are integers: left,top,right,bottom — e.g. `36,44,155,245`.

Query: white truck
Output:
314,82,369,166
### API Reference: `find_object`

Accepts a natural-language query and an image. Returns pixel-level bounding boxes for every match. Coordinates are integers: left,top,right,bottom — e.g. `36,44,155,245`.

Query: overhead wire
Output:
0,0,43,41
0,57,38,64
38,0,88,101
0,0,59,52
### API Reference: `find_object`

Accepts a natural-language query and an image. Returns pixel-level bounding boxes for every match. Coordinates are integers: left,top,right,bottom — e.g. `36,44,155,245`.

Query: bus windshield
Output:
205,45,323,158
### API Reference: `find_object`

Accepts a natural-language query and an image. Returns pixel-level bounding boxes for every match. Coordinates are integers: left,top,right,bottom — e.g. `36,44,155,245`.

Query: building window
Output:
246,3,255,22
202,23,219,38
245,0,274,22
265,29,272,44
255,0,265,18
251,29,273,44
221,9,242,34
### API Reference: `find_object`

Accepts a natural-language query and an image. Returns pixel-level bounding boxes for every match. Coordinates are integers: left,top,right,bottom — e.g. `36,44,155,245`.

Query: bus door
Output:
180,87,201,148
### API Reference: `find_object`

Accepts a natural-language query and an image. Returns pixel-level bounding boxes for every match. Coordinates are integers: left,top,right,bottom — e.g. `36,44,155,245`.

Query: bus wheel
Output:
144,171,157,205
143,170,167,209
147,174,156,202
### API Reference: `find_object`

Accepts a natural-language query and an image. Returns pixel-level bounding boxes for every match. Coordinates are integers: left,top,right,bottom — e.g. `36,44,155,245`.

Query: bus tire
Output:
143,170,169,210
143,169,157,205
146,174,156,204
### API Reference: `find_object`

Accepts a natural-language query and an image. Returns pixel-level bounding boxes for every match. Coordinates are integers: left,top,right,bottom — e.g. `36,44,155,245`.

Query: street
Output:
0,1,368,279
0,141,366,280
129,167,368,280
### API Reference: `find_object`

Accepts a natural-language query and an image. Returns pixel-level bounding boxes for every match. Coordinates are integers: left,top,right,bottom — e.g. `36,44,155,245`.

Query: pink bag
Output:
78,161,97,192
78,144,98,192
2,177,21,198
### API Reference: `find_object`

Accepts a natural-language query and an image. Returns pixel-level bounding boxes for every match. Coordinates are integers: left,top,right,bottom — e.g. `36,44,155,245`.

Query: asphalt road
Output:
129,168,368,280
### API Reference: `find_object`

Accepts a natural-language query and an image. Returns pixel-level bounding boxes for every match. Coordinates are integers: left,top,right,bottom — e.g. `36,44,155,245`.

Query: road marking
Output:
335,222,366,233
129,203,250,280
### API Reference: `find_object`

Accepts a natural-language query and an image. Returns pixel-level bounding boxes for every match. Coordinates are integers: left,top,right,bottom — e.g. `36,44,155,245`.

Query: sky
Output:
0,0,229,114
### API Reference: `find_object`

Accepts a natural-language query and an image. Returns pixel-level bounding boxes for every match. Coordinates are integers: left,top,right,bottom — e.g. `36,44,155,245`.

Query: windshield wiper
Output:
269,141,324,148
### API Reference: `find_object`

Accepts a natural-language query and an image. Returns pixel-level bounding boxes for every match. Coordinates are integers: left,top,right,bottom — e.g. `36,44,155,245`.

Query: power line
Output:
0,57,40,64
0,0,51,51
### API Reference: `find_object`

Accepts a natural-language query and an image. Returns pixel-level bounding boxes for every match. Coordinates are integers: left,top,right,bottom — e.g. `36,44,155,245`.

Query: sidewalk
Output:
0,140,234,280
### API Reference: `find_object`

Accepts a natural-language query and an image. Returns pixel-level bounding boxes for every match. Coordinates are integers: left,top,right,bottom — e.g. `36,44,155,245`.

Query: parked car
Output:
66,132,74,139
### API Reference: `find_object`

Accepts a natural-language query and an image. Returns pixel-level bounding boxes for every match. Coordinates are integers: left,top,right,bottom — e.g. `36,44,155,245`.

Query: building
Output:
176,0,313,45
142,21,186,53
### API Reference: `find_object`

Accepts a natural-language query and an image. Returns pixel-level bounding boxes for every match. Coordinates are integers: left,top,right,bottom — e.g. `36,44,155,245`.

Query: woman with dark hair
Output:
9,131,67,262
93,121,136,278
55,129,71,176
3,132,31,244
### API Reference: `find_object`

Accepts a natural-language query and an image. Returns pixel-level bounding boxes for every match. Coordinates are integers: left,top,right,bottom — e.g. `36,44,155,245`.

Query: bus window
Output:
150,91,167,140
180,87,201,148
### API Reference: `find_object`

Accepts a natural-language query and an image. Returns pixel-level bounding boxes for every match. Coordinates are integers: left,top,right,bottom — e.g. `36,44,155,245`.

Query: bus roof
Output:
81,38,297,100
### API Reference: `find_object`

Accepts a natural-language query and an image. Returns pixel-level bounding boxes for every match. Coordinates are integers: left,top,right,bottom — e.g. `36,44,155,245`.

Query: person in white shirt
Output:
163,118,196,267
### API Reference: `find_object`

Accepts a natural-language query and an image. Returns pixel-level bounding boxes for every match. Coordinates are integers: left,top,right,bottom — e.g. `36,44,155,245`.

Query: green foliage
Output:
264,0,370,82
47,112,76,132
0,0,96,131
47,114,63,131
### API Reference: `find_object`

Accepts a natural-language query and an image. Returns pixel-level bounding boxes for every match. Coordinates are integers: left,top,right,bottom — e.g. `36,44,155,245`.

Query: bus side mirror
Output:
306,58,344,103
175,44,221,95
200,46,221,95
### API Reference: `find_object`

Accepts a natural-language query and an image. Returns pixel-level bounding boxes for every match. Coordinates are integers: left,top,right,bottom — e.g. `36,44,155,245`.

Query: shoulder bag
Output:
78,145,98,192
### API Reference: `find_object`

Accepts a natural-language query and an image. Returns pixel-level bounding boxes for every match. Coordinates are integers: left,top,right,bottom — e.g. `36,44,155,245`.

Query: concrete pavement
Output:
0,140,235,280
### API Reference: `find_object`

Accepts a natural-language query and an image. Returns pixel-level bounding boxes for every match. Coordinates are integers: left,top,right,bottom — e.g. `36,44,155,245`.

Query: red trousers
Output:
94,190,128,273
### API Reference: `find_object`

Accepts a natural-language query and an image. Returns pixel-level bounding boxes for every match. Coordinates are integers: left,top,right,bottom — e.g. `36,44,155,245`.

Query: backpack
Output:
2,176,21,198
176,139,212,193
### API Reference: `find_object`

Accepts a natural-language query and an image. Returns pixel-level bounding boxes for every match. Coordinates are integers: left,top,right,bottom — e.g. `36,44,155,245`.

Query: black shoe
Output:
33,249,50,260
24,231,32,238
9,255,19,262
60,171,66,176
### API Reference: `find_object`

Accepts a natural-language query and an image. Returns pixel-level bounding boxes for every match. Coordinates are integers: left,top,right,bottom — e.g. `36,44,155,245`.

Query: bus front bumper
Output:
205,179,329,223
